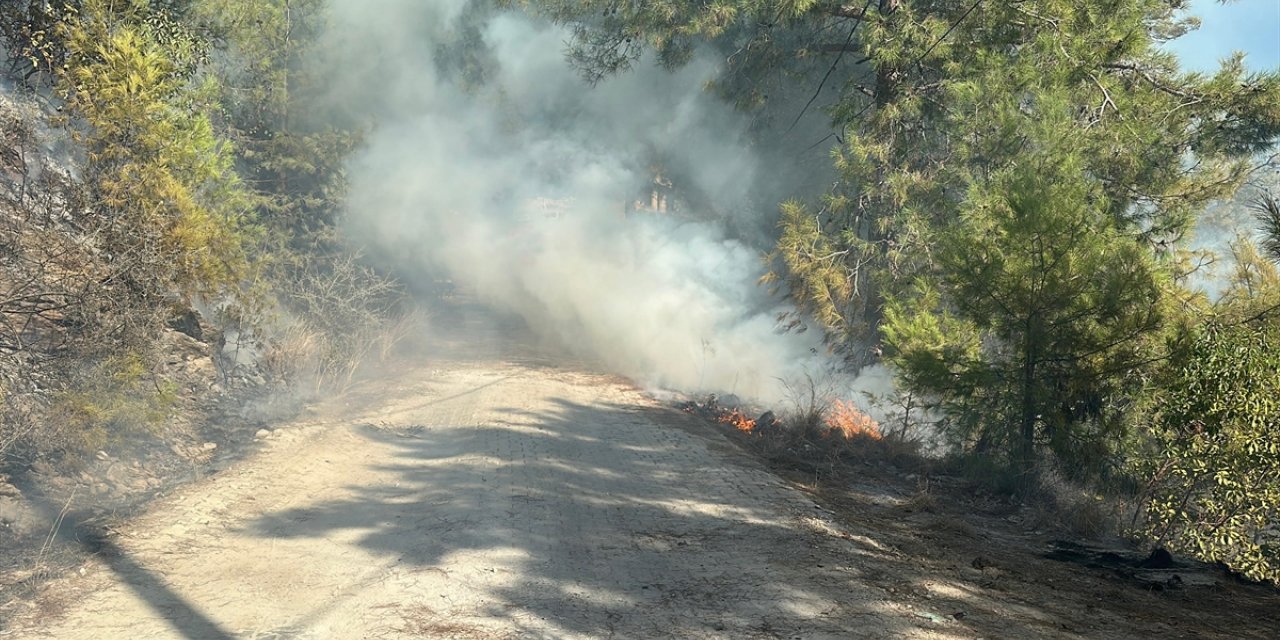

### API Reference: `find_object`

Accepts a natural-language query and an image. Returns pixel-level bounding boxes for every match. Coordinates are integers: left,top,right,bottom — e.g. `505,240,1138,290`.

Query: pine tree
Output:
527,0,1280,477
881,138,1166,476
191,0,359,251
60,0,256,306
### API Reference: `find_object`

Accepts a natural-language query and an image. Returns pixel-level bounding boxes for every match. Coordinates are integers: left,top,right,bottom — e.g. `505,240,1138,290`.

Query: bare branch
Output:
1102,62,1192,99
787,0,875,132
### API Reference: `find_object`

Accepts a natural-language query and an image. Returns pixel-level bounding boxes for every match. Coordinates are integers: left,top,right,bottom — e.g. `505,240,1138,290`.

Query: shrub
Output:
265,251,418,392
1134,320,1280,583
47,352,178,455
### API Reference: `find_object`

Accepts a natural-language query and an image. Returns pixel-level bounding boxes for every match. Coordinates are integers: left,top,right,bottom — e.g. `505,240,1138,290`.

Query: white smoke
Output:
322,2,859,405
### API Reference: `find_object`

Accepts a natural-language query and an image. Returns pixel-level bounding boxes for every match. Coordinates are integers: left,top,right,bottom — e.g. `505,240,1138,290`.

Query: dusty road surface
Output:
7,308,937,639
13,305,1277,639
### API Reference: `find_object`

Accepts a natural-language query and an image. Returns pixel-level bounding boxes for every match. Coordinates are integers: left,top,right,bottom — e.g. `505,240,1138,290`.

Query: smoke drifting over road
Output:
323,1,847,404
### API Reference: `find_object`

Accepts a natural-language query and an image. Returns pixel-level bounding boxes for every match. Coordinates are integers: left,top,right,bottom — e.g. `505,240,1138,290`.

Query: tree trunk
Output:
873,0,901,107
1018,321,1038,477
858,0,901,354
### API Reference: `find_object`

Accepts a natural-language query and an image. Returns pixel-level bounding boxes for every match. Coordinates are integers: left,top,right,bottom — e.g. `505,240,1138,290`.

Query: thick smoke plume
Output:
323,2,862,405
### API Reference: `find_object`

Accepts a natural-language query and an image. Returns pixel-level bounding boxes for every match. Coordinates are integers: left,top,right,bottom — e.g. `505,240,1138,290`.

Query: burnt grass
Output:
678,399,1280,640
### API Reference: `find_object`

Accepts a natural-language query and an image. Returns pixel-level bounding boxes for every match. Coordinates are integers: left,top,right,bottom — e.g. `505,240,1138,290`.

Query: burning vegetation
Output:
683,395,881,441
826,400,882,440
717,408,756,433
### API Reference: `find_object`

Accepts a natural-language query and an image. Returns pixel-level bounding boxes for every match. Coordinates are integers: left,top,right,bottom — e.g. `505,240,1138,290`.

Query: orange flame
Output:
826,400,882,440
718,409,757,433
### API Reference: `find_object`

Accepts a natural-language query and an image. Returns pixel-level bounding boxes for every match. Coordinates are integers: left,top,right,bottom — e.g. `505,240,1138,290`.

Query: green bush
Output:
1135,320,1280,583
49,352,178,455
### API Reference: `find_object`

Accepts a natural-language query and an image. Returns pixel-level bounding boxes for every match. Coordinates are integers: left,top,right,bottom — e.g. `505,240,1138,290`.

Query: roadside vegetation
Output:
520,0,1280,583
0,0,412,465
0,0,1277,588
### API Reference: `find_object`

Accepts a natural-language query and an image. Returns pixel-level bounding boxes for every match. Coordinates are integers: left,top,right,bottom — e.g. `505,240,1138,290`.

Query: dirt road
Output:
11,305,1276,639
7,309,942,639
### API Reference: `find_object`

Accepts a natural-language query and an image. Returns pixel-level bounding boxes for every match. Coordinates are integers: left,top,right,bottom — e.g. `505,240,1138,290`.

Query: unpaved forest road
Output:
16,306,1278,640
10,308,938,639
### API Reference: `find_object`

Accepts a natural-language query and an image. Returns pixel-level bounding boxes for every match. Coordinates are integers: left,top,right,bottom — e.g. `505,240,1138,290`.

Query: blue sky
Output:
1165,0,1280,73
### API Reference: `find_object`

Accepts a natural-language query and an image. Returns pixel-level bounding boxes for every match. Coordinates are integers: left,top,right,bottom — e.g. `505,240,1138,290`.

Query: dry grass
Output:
260,307,428,394
20,579,77,625
260,324,322,385
924,513,978,538
377,308,429,362
1030,484,1121,539
259,250,428,394
29,488,77,588
901,489,939,514
982,463,1129,539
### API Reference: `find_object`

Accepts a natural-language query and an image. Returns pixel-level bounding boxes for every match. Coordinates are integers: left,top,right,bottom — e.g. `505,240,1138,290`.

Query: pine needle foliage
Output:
523,0,1280,488
1254,194,1280,264
59,0,258,304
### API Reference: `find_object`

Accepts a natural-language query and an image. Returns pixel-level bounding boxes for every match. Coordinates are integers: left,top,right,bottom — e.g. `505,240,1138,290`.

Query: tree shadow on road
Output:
237,387,1062,639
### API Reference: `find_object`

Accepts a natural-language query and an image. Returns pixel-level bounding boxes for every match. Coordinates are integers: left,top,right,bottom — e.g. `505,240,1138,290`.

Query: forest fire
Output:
826,400,882,440
718,408,757,433
683,395,880,440
681,397,766,434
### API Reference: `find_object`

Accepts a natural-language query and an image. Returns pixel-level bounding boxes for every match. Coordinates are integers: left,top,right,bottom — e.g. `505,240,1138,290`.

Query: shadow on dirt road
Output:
72,525,236,640
230,390,1014,639
14,301,1272,639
